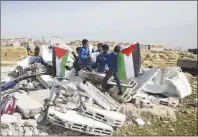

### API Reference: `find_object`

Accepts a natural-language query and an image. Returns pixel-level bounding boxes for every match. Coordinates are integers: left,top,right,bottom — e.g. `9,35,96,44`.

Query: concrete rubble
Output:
0,38,194,136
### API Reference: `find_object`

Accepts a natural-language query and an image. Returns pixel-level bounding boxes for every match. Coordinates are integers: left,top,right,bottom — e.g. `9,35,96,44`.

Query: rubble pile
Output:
1,38,194,136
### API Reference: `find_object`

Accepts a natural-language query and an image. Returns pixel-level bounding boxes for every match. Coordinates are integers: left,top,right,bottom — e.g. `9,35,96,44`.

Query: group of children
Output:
73,39,123,95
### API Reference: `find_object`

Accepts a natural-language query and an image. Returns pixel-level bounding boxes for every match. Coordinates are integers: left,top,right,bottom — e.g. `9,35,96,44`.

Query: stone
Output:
147,121,151,126
1,114,18,125
24,127,33,136
121,103,177,122
23,119,37,127
169,128,175,132
13,92,43,118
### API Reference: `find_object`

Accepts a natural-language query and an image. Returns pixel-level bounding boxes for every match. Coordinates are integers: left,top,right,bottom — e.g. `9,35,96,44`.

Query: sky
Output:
1,1,197,49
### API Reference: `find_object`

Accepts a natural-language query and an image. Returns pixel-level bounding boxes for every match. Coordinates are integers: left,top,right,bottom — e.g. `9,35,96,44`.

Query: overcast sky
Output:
1,1,197,49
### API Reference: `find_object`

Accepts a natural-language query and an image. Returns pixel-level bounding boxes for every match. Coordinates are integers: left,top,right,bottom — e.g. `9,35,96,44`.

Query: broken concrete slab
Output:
23,119,37,127
1,114,18,125
28,89,52,105
37,75,57,89
132,68,161,95
13,92,43,118
78,102,126,127
78,70,105,83
78,81,121,111
47,108,114,135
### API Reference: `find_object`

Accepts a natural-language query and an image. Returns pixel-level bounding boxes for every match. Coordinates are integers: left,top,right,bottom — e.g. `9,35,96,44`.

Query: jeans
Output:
102,68,122,91
73,62,81,73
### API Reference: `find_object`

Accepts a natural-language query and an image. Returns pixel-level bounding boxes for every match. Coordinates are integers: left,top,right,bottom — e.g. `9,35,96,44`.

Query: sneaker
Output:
117,91,123,95
74,73,79,76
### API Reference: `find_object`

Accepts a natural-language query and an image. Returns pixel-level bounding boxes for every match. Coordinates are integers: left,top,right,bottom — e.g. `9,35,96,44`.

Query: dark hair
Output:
82,39,88,45
76,47,80,51
102,44,109,50
114,45,121,53
97,43,103,47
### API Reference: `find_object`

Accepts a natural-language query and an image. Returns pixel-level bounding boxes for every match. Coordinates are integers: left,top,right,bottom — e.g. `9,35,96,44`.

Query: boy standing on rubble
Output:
102,45,123,95
73,47,81,75
95,43,103,53
95,44,109,72
79,39,92,71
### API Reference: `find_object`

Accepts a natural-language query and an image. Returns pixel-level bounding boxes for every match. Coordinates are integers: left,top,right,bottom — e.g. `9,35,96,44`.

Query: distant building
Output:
188,48,198,54
148,44,164,51
139,44,148,52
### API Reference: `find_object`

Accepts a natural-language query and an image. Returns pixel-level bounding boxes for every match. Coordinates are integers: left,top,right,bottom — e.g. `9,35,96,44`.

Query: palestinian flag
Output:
52,46,69,77
117,42,141,80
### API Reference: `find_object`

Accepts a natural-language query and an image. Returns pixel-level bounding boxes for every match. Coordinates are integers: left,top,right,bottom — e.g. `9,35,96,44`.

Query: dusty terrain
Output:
1,47,197,136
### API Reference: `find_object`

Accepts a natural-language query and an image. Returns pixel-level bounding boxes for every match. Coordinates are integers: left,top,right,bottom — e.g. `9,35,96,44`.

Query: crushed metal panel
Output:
37,75,57,89
47,108,113,135
78,103,126,127
132,68,160,95
143,83,177,95
164,70,192,99
163,67,182,80
78,81,121,111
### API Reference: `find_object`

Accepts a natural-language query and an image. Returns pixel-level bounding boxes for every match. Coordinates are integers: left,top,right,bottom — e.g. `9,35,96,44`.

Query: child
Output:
95,44,109,72
95,43,103,53
79,39,92,71
73,47,81,75
102,45,123,95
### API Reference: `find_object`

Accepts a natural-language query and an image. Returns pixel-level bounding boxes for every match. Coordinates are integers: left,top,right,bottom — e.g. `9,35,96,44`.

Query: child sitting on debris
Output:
102,45,123,95
79,39,92,71
73,47,81,76
95,44,109,73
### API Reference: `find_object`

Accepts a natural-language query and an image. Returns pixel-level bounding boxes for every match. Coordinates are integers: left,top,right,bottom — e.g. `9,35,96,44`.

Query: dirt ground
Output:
1,47,43,63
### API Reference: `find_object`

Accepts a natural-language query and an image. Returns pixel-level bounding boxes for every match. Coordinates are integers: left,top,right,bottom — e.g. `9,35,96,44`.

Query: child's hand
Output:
105,65,109,71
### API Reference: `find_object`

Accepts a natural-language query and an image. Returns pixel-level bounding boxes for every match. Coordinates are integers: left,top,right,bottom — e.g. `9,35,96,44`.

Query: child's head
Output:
82,39,89,48
102,44,109,53
76,47,80,54
97,43,103,50
114,45,121,53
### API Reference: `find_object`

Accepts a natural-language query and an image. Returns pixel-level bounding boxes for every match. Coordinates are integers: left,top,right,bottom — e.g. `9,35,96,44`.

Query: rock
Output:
162,121,169,124
186,123,190,126
183,110,190,114
121,103,177,122
147,121,151,126
24,127,33,136
13,112,22,120
134,118,145,126
40,132,49,136
169,128,175,132
28,89,52,105
127,121,133,126
13,92,43,118
23,119,37,127
32,128,40,136
1,114,18,125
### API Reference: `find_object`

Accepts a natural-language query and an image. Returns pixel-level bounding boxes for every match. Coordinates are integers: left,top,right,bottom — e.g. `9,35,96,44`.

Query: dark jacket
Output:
105,52,117,72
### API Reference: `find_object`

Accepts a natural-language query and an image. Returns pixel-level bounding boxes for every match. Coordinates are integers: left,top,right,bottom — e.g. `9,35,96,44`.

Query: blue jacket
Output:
105,52,118,72
79,47,90,66
96,52,108,68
